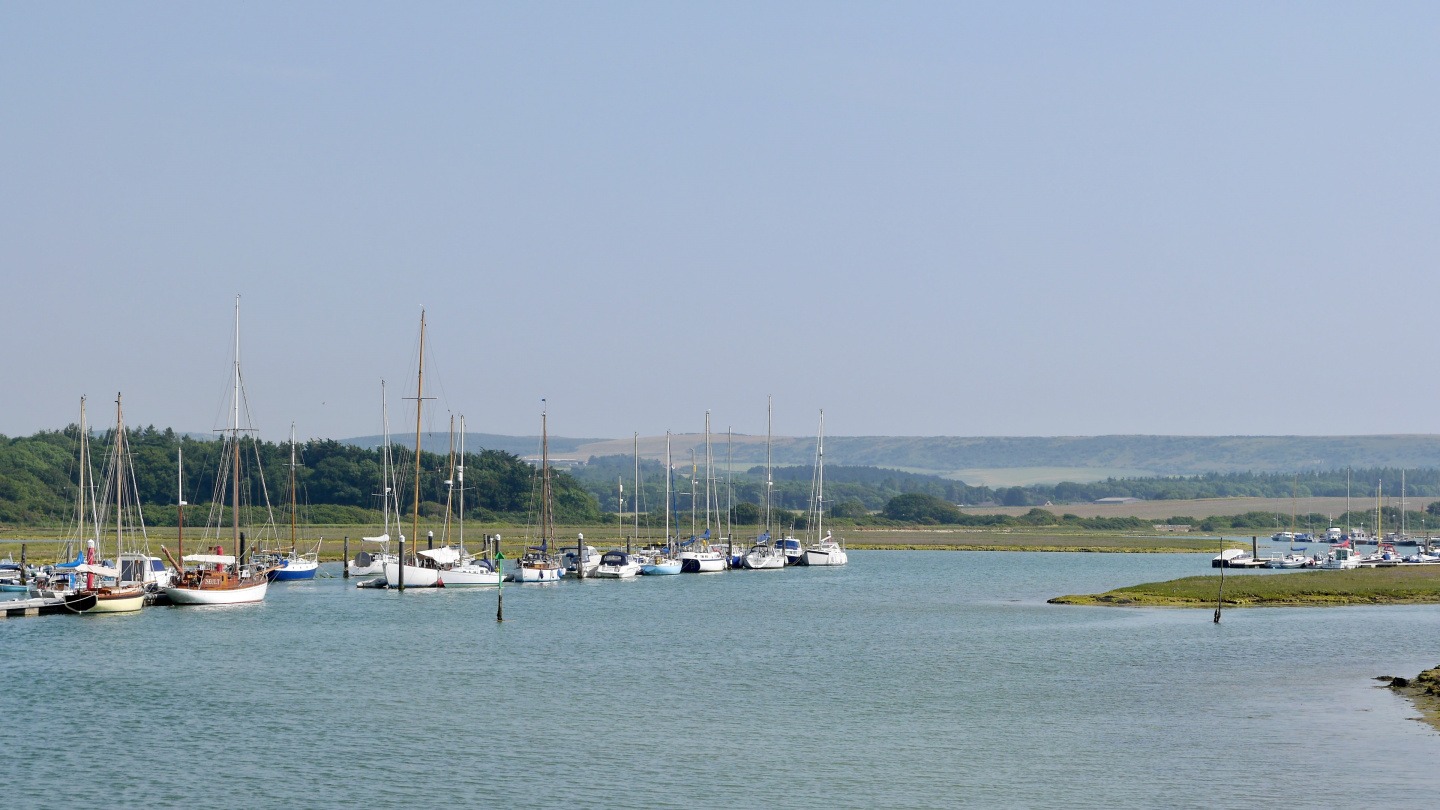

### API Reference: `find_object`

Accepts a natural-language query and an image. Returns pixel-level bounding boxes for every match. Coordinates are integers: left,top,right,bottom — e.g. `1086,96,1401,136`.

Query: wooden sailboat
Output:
518,403,565,582
517,404,564,582
82,393,151,612
165,297,273,605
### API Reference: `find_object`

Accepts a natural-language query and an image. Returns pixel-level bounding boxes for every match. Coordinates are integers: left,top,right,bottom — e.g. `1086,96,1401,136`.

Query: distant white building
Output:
1093,496,1141,505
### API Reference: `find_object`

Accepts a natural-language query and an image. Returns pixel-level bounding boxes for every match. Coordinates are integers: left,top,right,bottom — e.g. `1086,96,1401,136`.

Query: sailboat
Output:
81,393,156,612
264,423,320,581
680,413,726,573
27,397,102,604
351,382,401,578
516,403,564,582
642,432,683,575
742,399,785,570
802,411,848,566
385,413,500,587
165,297,273,605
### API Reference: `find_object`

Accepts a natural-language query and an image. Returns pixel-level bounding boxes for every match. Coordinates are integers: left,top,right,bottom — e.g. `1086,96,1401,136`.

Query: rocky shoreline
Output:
1380,666,1440,732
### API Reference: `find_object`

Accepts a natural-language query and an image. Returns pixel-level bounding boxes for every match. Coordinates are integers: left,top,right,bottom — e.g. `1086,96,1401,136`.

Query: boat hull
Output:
516,565,563,582
164,580,269,605
594,564,641,578
383,562,499,587
269,563,318,581
641,562,682,575
680,554,726,573
87,589,146,613
802,548,848,566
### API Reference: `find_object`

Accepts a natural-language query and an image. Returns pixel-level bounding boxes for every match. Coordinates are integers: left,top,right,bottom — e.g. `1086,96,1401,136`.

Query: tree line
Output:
0,426,600,526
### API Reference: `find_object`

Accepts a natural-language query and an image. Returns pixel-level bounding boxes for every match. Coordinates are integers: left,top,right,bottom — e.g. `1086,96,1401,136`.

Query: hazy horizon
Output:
5,3,1438,441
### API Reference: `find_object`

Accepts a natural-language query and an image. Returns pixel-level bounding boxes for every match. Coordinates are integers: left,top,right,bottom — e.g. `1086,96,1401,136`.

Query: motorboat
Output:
1265,553,1310,569
1271,531,1296,544
1320,544,1362,570
776,536,804,565
384,545,499,587
741,541,785,570
561,540,601,578
1211,549,1252,568
594,550,642,578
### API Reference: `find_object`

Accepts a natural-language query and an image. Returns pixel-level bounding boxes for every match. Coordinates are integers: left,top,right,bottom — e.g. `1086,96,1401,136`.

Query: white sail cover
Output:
362,533,391,543
72,564,121,577
183,554,236,565
417,546,461,565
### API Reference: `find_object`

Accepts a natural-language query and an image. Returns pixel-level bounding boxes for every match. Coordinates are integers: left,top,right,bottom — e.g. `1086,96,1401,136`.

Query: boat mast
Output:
704,412,712,538
177,443,184,562
115,392,124,567
232,296,241,567
541,404,552,554
290,423,297,556
690,449,697,539
664,431,671,549
726,427,733,546
1290,475,1296,534
634,432,640,547
381,381,391,539
765,395,772,539
1346,468,1351,533
442,414,455,546
412,311,426,565
76,396,88,564
458,416,465,552
817,410,825,542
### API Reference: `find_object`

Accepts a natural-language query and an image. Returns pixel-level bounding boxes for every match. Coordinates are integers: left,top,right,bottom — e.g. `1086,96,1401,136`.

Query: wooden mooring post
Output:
342,537,350,578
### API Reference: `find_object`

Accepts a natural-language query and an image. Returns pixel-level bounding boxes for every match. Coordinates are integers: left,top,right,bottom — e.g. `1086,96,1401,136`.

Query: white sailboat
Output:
351,381,401,578
742,398,785,570
642,432,682,575
802,411,847,567
165,297,273,605
680,413,726,573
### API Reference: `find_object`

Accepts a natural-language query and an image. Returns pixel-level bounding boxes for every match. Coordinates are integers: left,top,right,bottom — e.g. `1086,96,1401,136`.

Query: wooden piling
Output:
398,536,406,591
343,536,350,578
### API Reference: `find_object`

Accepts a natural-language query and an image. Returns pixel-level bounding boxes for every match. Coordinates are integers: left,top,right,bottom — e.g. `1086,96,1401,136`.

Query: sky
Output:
3,2,1438,442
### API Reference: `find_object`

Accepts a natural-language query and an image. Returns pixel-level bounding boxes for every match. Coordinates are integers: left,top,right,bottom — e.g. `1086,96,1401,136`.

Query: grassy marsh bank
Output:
1050,567,1440,607
0,525,1242,561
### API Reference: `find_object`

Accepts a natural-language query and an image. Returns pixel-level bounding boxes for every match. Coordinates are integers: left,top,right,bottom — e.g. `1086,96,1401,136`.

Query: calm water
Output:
4,551,1439,808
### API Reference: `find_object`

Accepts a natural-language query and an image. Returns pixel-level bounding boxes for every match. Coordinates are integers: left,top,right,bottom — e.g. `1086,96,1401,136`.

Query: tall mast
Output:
765,395,773,537
541,404,552,552
290,423,297,555
232,295,241,565
177,442,184,562
726,427,733,544
77,396,88,559
690,449,697,538
115,393,124,565
442,414,455,546
412,311,426,564
458,416,465,552
704,412,712,536
665,431,672,548
381,381,391,538
1346,468,1351,533
817,410,825,541
634,432,640,545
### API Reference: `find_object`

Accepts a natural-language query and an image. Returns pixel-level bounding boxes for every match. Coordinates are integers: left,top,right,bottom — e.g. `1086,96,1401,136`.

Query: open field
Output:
961,496,1440,521
1049,566,1440,607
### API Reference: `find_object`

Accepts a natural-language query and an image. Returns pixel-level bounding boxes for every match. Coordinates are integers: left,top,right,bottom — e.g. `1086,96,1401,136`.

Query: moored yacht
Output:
595,550,642,578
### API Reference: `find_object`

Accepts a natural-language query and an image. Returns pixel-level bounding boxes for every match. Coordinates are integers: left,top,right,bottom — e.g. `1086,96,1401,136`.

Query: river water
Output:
3,551,1438,808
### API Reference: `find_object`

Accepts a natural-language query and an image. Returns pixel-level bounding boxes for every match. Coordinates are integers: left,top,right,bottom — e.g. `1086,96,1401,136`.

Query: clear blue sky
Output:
3,2,1437,441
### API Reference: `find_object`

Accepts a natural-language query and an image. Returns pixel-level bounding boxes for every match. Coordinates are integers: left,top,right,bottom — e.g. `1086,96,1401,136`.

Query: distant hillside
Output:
342,432,605,457
341,433,1440,483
